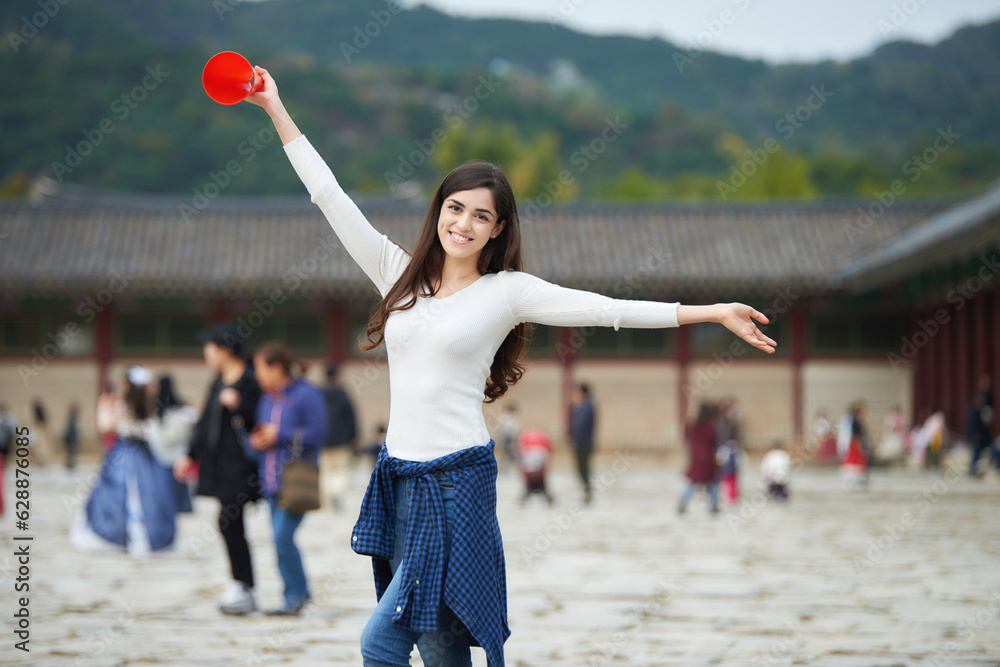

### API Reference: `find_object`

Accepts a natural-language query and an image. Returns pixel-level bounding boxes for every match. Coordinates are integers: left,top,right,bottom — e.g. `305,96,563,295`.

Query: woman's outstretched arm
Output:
244,66,409,296
500,271,777,354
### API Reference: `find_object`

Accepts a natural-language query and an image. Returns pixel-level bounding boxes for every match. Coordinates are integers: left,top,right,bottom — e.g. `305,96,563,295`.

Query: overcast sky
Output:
403,0,1000,63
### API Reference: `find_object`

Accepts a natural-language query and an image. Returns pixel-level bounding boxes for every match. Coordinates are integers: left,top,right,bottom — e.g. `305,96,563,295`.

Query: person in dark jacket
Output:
321,362,357,511
678,402,720,515
63,403,80,470
967,373,994,476
569,382,596,504
173,322,262,616
250,341,328,615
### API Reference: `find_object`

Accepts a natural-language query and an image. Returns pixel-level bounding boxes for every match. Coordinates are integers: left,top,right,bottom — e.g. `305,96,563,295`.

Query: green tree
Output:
431,120,573,201
714,133,817,201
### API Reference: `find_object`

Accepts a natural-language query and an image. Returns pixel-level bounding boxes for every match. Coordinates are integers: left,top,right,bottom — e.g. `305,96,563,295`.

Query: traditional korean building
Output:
1,183,998,454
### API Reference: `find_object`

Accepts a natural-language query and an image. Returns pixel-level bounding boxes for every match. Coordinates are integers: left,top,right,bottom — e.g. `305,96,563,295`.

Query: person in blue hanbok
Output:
70,366,177,556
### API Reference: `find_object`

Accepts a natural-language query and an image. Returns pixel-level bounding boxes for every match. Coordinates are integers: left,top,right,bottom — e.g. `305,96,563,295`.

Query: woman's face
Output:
253,354,282,392
436,187,504,263
203,342,224,371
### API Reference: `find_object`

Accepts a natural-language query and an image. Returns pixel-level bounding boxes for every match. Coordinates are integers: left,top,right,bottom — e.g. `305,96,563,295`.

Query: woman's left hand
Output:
716,303,777,354
249,423,278,451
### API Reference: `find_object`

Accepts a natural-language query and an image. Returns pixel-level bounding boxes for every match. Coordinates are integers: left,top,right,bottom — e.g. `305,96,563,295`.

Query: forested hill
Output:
2,0,998,200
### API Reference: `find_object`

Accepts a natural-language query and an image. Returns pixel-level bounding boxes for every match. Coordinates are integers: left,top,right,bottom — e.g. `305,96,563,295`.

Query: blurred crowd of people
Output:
0,321,376,618
811,372,998,489
2,341,997,610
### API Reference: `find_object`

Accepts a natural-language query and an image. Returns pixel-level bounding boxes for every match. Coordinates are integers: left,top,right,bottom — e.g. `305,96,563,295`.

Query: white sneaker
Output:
219,581,256,616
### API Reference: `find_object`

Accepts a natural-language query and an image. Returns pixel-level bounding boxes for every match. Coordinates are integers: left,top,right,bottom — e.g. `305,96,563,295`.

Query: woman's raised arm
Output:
244,67,409,297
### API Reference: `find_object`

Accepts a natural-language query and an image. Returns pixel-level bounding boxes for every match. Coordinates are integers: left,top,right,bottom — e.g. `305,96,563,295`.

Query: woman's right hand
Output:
218,388,241,410
173,454,192,482
244,65,280,111
243,65,303,145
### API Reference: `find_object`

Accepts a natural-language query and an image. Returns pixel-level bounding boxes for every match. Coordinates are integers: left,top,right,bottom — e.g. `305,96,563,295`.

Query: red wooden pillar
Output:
925,308,940,417
209,298,230,325
327,300,346,364
956,297,970,420
908,310,924,422
941,304,956,429
973,290,988,383
789,304,806,448
675,324,691,440
95,306,114,395
993,285,1000,438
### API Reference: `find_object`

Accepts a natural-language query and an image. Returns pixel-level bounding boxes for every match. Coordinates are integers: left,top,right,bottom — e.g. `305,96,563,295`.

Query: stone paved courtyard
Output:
2,451,999,666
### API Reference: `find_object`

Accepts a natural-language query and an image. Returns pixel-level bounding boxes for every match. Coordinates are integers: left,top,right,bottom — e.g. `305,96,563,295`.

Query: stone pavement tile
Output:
3,463,1000,665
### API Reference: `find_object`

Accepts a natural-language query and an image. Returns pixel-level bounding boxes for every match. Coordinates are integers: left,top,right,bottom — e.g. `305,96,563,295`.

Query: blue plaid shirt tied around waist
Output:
351,439,510,666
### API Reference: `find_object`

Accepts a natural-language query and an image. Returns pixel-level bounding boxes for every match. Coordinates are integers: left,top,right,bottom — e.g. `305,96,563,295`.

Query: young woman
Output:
249,341,328,616
677,402,721,515
173,323,262,616
246,66,776,666
70,366,177,555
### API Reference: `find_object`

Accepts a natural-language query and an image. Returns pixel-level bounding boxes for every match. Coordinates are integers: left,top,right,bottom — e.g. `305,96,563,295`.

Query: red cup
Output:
202,51,264,105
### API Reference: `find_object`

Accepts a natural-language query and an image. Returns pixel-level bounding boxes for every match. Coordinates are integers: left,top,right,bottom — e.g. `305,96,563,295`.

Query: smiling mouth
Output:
449,231,472,244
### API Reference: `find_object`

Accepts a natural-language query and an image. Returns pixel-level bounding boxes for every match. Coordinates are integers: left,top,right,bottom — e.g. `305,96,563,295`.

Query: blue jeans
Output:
265,494,309,607
360,472,472,667
678,480,720,512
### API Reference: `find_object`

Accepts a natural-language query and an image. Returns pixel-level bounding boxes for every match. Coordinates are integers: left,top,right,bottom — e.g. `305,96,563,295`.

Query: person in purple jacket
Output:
249,341,329,616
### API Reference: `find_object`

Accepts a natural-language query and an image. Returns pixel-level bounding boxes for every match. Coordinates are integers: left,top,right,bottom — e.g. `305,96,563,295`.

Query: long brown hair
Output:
124,375,151,421
360,161,532,403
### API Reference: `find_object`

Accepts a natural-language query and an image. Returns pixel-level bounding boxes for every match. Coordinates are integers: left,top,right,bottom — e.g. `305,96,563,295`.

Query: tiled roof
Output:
836,181,1000,293
0,192,959,301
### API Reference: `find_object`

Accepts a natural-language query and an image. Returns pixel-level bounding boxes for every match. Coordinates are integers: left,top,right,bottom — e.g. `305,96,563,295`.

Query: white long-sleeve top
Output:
283,135,680,461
